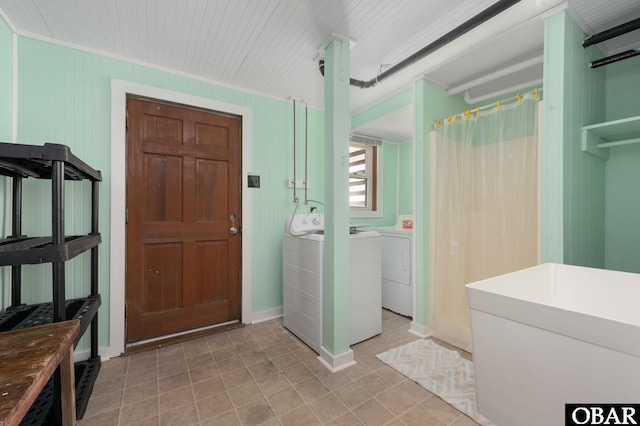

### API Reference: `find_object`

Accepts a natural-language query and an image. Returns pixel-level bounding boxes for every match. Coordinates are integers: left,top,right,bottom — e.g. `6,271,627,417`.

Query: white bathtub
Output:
466,263,640,426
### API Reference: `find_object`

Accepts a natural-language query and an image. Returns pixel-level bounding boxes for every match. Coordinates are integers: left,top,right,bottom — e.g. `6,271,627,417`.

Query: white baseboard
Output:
74,349,91,362
317,346,356,373
76,347,120,362
409,321,432,338
251,307,283,324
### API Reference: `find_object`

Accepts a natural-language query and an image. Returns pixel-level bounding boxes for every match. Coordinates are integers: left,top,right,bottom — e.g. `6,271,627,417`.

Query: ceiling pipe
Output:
319,0,523,89
583,17,640,48
447,55,543,96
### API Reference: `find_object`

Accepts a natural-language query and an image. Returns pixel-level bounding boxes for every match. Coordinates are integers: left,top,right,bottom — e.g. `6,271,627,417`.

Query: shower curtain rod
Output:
434,87,542,128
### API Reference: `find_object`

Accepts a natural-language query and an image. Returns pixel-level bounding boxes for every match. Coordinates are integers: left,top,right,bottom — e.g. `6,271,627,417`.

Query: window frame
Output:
348,141,382,218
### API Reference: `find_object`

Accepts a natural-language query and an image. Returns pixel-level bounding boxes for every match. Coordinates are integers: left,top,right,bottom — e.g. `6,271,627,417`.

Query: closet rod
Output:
583,17,640,48
590,48,640,68
598,137,640,149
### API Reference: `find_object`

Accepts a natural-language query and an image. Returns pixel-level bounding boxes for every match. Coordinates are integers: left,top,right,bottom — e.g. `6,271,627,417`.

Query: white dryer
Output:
374,216,413,317
282,214,381,354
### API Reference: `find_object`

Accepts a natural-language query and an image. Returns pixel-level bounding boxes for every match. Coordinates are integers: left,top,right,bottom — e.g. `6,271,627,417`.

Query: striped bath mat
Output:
376,339,495,425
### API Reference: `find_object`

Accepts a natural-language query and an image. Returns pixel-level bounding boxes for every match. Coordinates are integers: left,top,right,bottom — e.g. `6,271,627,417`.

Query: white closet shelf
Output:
582,115,640,160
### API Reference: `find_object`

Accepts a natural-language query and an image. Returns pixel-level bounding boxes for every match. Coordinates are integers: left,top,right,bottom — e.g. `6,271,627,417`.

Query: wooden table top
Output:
0,320,80,426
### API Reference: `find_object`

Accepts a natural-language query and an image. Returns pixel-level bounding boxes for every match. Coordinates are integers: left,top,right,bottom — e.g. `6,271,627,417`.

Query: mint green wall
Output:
291,103,325,211
0,18,10,141
10,36,325,349
604,56,640,122
604,143,640,273
380,143,400,225
542,11,605,267
603,56,640,273
398,142,413,214
351,89,412,130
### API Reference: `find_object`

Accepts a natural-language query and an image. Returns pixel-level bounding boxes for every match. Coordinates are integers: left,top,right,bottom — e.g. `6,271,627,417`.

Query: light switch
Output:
248,175,260,188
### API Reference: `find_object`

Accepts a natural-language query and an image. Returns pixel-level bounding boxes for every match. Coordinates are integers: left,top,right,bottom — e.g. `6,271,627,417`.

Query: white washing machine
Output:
282,213,382,354
374,215,413,317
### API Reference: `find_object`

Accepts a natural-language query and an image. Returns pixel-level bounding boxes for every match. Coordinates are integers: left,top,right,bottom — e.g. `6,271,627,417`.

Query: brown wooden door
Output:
126,96,241,343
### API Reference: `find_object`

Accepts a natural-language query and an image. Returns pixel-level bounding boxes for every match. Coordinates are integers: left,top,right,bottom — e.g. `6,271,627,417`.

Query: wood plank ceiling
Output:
1,0,639,142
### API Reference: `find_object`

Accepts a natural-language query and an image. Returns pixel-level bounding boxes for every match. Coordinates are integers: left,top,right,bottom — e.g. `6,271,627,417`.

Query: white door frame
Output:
106,79,253,359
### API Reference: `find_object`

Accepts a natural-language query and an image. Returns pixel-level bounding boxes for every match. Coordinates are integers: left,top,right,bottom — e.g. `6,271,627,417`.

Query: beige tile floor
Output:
79,310,480,426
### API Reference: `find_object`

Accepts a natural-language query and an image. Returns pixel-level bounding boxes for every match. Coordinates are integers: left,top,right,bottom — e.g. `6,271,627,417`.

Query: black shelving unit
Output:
0,142,102,424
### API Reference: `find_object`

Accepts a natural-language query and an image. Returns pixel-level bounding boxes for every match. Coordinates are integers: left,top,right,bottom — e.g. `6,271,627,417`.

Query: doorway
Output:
125,96,242,343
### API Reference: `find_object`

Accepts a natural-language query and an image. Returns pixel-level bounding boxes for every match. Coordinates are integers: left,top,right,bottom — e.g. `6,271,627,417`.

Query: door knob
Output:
229,213,238,235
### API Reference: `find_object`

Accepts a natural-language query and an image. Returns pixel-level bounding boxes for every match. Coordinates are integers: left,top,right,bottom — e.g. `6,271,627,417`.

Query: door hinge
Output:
126,110,129,129
126,207,128,224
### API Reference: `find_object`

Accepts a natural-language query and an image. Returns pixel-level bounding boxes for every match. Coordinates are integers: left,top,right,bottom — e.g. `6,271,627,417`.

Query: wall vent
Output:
350,133,382,146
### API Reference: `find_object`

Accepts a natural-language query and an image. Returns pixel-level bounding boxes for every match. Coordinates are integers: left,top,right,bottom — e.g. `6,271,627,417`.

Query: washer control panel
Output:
285,213,324,235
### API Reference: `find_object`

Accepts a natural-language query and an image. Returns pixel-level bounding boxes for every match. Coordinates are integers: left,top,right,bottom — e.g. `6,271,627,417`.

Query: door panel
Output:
126,96,241,343
144,243,183,311
195,159,228,220
195,122,229,148
195,241,228,302
145,154,183,221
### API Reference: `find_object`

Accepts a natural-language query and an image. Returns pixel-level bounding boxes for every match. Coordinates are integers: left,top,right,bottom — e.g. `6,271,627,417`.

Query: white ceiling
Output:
1,0,639,143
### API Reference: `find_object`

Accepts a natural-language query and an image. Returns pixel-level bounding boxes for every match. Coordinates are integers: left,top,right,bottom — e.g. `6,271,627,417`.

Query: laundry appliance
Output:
373,215,413,317
282,213,382,354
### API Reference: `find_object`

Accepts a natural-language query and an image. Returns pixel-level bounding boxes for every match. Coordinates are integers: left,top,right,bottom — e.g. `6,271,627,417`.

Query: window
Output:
349,142,379,212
